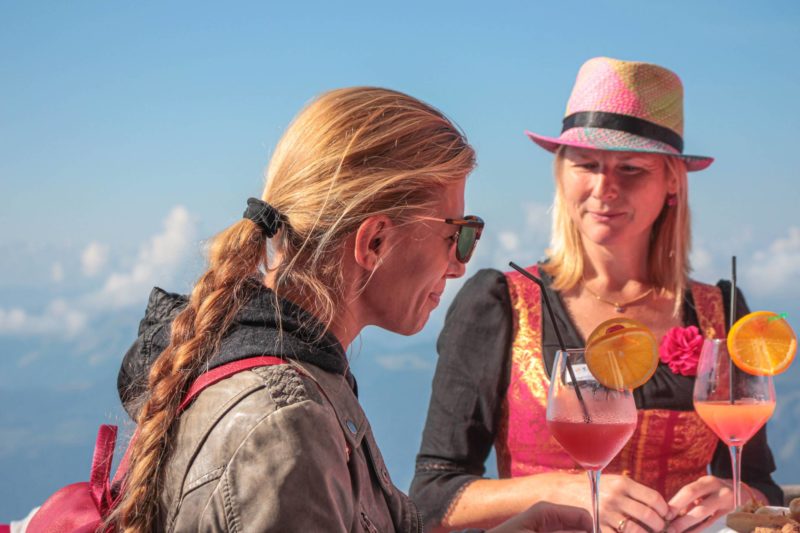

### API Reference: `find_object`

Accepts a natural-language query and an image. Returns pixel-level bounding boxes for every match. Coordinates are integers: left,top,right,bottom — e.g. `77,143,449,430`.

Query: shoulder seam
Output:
251,364,311,408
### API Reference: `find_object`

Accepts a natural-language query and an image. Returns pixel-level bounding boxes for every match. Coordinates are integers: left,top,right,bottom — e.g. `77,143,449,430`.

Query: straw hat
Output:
526,57,713,171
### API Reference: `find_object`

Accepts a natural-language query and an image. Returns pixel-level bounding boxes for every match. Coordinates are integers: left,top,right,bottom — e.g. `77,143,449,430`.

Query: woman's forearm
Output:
433,473,589,532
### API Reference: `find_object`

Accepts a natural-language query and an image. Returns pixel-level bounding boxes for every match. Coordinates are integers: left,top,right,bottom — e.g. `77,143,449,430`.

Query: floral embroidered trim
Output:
659,326,704,376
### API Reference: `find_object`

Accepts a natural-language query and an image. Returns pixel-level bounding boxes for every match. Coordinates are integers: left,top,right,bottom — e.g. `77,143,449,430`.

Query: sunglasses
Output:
418,215,484,263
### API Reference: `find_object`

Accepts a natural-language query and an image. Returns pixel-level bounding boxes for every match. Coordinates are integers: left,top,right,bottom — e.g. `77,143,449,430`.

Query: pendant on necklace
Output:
615,305,626,313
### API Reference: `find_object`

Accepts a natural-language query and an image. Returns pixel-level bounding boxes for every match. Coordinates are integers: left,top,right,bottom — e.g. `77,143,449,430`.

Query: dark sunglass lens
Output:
456,226,476,262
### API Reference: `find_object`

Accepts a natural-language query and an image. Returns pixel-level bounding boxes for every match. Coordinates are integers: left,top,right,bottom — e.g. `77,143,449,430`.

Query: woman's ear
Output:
353,215,393,270
667,177,679,195
666,162,680,195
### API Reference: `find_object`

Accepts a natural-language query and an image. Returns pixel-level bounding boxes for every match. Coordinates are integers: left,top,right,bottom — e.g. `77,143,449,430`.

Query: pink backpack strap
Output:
89,424,118,515
690,281,727,339
179,355,289,411
112,356,290,489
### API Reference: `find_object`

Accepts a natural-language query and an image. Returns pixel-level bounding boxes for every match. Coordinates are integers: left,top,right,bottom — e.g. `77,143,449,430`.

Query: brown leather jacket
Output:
159,358,423,532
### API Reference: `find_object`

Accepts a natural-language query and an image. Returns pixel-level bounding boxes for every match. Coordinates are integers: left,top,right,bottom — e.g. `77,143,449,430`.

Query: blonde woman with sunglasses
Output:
109,87,590,532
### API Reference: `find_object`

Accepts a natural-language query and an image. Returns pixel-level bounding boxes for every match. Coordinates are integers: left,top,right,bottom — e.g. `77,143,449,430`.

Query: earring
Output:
666,194,678,207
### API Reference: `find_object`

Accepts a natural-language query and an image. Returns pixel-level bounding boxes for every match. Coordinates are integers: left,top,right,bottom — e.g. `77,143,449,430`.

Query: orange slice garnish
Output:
585,318,659,390
585,317,646,348
727,311,796,376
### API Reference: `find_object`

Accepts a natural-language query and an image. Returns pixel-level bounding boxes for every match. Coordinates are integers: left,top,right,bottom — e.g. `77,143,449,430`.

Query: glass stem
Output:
729,444,743,508
587,469,601,533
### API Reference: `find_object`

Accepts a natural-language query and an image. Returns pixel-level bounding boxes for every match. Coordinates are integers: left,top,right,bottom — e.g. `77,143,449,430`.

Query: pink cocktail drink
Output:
694,399,775,446
546,349,638,533
547,419,637,471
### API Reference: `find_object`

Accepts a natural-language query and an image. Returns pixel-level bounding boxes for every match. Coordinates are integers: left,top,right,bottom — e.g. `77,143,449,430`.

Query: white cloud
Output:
88,352,110,366
498,232,520,252
376,353,433,371
91,206,196,309
51,262,64,283
524,202,552,241
690,244,715,281
745,226,800,297
0,206,197,339
485,201,552,268
81,242,109,277
17,351,41,368
0,308,27,332
0,300,87,338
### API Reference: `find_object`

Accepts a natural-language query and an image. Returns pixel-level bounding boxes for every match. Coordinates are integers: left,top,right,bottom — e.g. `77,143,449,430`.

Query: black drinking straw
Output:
729,256,737,404
509,262,591,423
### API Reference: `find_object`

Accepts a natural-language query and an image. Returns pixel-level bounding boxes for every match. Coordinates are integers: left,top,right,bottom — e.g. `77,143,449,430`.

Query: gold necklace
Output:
582,280,654,313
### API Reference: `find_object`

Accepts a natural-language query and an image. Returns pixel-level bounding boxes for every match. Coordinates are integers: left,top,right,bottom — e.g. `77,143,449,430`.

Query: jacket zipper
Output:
360,510,379,533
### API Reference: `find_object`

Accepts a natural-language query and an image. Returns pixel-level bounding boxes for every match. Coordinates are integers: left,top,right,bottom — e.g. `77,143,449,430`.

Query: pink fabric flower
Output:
659,326,704,376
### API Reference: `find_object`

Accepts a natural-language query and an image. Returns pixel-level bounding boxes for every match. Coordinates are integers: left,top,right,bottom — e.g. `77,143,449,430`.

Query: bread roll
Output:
757,507,790,516
727,511,792,533
790,498,800,521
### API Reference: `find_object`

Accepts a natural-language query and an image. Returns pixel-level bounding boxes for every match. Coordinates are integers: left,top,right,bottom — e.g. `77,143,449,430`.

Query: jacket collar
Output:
118,282,355,418
211,282,349,379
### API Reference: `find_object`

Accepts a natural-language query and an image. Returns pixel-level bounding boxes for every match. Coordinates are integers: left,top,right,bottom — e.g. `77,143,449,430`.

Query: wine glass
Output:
546,349,638,533
693,338,776,507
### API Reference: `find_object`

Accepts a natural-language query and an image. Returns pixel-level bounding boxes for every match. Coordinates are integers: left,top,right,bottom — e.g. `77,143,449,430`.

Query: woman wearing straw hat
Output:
100,87,591,532
410,58,782,533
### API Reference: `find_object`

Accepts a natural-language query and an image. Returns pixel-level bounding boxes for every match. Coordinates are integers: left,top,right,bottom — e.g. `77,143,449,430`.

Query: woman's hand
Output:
437,472,669,533
523,472,669,533
587,473,670,533
665,475,736,533
487,502,593,533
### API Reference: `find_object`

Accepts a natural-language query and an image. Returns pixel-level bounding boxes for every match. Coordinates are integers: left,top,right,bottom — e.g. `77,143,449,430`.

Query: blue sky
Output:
2,0,799,520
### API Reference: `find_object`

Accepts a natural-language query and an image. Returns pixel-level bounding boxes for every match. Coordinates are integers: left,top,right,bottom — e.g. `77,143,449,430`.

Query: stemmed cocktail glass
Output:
546,348,638,533
692,338,775,508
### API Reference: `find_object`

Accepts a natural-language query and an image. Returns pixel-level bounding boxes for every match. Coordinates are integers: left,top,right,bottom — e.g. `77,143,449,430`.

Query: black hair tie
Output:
243,197,283,238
